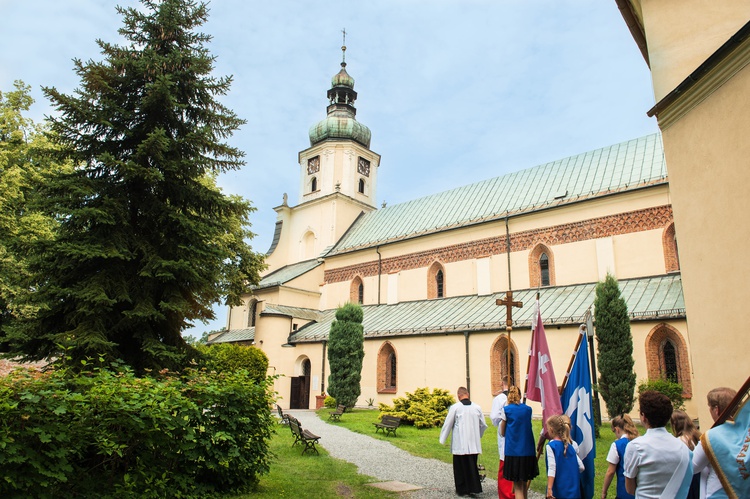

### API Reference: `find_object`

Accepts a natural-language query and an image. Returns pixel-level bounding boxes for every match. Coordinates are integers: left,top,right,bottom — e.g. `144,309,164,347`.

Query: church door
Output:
290,359,311,409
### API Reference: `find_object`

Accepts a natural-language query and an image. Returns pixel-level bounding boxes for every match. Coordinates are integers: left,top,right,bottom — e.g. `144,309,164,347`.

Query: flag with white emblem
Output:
561,325,596,499
525,299,562,435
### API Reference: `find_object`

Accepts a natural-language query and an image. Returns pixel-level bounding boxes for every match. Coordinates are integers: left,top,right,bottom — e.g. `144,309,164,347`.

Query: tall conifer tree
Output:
327,303,365,408
594,273,636,417
6,0,264,371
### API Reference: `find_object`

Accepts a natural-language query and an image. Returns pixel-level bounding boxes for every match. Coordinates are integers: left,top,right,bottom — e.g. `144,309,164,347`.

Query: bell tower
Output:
299,34,380,208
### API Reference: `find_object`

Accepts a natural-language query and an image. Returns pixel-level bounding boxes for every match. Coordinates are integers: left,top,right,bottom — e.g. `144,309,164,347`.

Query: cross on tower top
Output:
496,291,523,329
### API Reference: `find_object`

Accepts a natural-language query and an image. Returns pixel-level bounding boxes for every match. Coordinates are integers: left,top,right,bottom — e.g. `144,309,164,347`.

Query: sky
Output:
0,0,659,338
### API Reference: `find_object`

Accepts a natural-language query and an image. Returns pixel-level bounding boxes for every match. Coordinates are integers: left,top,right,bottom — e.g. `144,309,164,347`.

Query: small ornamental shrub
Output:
327,303,365,408
379,387,456,428
0,362,276,498
324,395,337,408
638,378,685,411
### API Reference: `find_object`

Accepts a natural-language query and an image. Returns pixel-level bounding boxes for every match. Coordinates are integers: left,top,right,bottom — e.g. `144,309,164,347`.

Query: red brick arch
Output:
377,341,397,394
529,242,556,287
350,276,363,304
490,334,520,393
427,261,446,299
663,223,680,272
645,323,692,398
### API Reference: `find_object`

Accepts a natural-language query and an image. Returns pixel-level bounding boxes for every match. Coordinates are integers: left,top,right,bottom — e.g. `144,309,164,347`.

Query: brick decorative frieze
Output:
324,205,673,283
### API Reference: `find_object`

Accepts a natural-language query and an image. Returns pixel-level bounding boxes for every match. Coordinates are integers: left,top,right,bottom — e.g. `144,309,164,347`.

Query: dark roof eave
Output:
648,19,750,118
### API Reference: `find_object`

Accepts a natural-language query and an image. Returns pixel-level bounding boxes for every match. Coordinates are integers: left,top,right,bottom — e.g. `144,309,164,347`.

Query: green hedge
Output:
0,363,275,498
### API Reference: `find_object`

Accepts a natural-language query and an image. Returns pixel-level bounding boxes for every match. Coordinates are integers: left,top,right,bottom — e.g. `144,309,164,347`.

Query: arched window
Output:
645,323,693,398
387,352,397,389
490,334,520,394
427,262,446,299
377,342,397,393
663,340,678,383
311,177,317,192
540,253,550,286
358,178,365,194
350,276,364,304
529,243,555,287
247,299,258,327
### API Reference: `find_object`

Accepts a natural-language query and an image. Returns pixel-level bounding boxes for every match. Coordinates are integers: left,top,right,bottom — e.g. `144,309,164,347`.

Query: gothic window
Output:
529,243,555,287
247,299,258,327
663,340,678,383
387,353,397,389
311,177,318,192
350,276,364,304
377,342,397,393
540,253,550,286
490,335,520,394
427,262,446,299
645,323,693,398
358,178,365,194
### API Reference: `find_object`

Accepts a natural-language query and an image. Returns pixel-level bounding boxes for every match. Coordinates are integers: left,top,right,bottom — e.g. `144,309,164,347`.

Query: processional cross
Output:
496,291,523,386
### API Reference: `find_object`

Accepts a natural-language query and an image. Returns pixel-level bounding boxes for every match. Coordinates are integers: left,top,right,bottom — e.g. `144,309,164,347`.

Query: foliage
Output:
0,81,69,348
194,342,269,382
594,273,636,418
324,395,337,408
378,387,455,428
638,378,685,411
327,303,365,408
4,0,265,373
0,362,276,498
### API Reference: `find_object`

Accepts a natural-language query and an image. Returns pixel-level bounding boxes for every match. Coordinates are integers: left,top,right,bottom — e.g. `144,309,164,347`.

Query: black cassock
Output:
452,453,482,495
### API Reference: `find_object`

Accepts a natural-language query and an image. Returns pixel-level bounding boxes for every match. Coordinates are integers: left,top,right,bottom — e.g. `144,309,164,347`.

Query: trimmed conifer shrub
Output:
327,303,365,408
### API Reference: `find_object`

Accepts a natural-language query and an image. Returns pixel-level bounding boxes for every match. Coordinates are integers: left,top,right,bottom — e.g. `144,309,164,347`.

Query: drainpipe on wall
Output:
321,341,327,393
376,245,382,305
464,331,471,394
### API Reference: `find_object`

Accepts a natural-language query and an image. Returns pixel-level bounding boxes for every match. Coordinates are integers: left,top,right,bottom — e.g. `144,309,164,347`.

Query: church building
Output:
209,49,696,419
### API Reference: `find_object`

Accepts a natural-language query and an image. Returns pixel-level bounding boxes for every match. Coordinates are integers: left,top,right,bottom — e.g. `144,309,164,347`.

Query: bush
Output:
194,343,269,382
637,378,685,411
0,363,276,498
324,395,337,408
379,387,455,428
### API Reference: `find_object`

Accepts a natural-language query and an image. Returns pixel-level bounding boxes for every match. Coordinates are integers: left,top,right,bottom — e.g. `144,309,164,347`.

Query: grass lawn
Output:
317,407,621,497
234,421,399,498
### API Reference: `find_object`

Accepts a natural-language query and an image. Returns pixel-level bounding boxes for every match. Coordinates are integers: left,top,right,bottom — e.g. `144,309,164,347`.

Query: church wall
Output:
637,0,750,100
612,229,666,278
657,65,750,425
626,0,750,425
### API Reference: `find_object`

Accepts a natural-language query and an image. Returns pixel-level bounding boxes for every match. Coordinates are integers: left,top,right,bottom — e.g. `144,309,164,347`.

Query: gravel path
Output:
288,410,544,499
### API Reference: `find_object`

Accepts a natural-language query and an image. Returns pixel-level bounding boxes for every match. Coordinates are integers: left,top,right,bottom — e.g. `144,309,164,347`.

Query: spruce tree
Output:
327,303,365,408
6,0,264,371
594,273,636,417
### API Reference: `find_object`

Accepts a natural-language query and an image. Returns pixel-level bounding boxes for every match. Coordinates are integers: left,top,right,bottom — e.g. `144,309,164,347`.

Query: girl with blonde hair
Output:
545,414,584,499
601,415,639,499
671,410,701,498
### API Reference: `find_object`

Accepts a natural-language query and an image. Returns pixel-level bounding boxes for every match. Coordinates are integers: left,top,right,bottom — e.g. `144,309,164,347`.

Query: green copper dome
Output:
309,60,371,148
332,67,355,88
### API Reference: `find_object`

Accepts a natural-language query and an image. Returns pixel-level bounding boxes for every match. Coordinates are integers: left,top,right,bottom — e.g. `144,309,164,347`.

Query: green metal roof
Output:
206,328,254,345
327,133,665,256
262,304,324,322
287,273,684,343
255,259,322,290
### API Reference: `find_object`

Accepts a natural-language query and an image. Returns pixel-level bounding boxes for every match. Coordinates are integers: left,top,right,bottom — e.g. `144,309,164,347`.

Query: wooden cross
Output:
496,291,523,386
496,291,523,329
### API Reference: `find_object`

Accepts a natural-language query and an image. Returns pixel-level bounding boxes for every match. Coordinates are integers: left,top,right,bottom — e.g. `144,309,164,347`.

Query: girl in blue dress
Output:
500,386,539,499
601,414,639,499
544,414,584,499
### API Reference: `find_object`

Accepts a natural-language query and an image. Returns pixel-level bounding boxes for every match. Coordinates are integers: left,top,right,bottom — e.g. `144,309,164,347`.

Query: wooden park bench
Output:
276,404,289,425
288,417,320,455
373,415,401,436
329,404,346,421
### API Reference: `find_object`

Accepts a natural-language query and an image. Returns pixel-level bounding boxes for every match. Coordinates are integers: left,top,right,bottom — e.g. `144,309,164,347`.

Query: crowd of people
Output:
438,382,743,499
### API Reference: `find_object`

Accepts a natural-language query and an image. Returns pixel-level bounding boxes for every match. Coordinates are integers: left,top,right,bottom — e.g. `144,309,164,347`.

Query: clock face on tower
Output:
357,157,371,177
307,156,320,175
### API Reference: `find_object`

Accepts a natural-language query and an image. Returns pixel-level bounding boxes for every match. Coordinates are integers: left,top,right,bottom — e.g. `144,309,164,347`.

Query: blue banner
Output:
561,327,596,499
